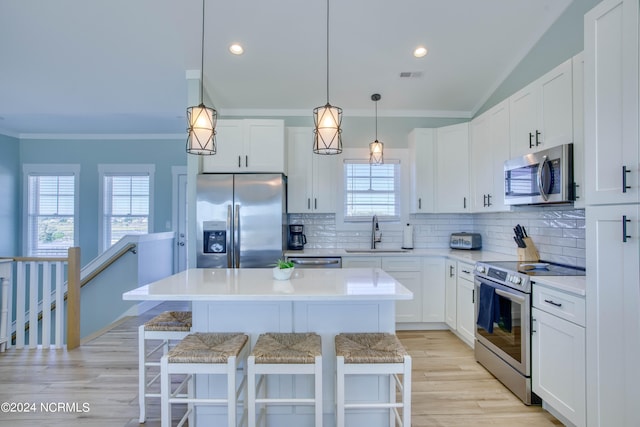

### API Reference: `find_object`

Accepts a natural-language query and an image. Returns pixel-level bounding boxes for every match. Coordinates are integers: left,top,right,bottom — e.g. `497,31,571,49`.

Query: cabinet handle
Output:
535,130,541,146
314,198,317,209
307,198,311,210
245,155,248,167
573,182,579,199
449,265,455,277
623,166,631,193
623,215,631,242
544,299,562,307
463,197,467,209
532,317,537,334
472,289,475,304
487,194,492,207
418,198,422,210
483,194,487,207
529,132,534,149
238,155,241,168
462,269,471,274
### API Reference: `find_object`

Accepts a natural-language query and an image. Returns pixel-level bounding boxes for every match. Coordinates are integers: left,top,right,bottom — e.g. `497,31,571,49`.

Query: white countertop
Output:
531,275,586,297
123,268,413,302
285,248,517,264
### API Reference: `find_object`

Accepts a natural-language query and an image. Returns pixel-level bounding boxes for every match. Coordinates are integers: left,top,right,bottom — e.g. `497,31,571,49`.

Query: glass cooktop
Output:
481,260,586,276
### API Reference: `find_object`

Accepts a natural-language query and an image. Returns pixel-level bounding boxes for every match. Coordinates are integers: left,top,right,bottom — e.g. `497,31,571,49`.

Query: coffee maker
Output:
288,224,307,250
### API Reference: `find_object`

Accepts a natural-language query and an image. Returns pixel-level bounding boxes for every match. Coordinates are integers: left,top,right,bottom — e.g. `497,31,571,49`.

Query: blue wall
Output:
0,134,19,256
19,138,186,264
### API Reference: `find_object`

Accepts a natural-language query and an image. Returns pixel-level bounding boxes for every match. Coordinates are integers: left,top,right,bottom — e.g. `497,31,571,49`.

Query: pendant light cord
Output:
199,0,205,104
326,0,330,104
375,99,378,140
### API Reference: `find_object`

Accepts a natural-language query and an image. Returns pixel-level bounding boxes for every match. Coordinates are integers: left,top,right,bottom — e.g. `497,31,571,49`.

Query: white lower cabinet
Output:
455,262,475,347
444,259,457,329
382,258,423,323
532,284,585,427
421,257,445,323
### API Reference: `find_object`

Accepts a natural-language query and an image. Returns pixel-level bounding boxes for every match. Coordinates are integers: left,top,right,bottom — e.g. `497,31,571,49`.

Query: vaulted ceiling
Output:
0,0,573,135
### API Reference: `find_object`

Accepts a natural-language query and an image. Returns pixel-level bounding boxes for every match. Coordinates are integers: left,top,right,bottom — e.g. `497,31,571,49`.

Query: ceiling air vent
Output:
399,71,423,78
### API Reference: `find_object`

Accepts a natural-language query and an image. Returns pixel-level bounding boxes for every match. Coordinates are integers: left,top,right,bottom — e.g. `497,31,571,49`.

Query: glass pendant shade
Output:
313,103,343,154
369,140,384,164
186,103,217,155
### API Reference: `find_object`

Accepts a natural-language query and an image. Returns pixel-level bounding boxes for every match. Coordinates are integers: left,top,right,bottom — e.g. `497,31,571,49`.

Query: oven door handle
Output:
494,288,526,304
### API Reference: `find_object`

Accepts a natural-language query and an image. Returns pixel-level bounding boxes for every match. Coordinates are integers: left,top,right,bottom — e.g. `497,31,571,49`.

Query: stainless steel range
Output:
473,260,585,405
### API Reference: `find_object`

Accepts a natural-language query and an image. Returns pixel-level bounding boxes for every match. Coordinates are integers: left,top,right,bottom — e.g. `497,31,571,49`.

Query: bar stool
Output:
247,332,322,426
160,332,249,427
138,311,192,423
335,333,412,427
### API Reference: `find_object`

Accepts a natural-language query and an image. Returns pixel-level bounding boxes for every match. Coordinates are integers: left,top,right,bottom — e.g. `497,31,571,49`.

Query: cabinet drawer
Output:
457,262,475,282
382,257,421,272
532,284,585,327
341,257,381,269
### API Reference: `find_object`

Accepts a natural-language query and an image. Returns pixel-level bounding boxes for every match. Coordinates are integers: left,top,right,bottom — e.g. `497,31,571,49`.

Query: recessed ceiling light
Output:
229,44,244,55
413,46,428,58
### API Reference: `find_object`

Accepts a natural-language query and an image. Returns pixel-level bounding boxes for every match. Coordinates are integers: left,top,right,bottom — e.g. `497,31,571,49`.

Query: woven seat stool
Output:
247,332,322,427
138,311,192,423
160,332,249,427
335,333,411,427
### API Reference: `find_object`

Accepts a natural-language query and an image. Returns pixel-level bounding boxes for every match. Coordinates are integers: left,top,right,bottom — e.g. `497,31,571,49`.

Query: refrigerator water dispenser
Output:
203,221,226,254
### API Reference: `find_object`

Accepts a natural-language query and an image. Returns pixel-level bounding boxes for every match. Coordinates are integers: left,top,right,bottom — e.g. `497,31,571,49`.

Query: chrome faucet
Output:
371,215,381,249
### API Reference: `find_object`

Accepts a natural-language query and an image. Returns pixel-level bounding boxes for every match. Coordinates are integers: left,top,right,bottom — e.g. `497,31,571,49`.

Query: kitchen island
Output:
123,267,412,427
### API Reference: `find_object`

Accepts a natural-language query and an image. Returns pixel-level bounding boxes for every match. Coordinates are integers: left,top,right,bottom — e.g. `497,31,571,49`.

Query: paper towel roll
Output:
402,223,414,249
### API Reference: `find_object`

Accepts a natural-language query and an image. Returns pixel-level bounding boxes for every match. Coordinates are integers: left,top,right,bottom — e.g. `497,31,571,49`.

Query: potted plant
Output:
272,259,295,280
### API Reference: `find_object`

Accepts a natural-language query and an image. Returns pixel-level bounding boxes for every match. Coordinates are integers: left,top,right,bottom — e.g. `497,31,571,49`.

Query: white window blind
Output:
343,159,400,221
27,175,76,256
103,175,150,248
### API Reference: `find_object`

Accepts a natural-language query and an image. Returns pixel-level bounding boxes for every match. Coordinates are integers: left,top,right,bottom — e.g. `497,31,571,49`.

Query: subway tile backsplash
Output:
289,206,585,268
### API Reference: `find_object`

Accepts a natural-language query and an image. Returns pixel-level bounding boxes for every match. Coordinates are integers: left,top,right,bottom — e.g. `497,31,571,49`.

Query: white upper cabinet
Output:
509,59,574,157
572,52,586,208
201,119,285,173
470,99,510,212
408,128,436,213
585,0,639,205
436,122,470,213
286,127,337,213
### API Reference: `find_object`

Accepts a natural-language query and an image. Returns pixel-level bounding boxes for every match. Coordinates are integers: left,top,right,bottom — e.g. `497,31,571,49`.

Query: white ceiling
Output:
0,0,572,136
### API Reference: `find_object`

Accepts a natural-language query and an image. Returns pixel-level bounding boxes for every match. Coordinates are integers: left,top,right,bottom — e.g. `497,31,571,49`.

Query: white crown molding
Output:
219,108,473,119
18,133,184,140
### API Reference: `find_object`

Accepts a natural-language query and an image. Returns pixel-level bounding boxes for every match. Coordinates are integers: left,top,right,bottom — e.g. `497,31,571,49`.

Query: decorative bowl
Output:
272,267,294,281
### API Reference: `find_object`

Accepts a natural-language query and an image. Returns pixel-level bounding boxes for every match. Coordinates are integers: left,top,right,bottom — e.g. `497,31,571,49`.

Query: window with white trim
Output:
24,164,80,257
343,159,401,221
99,164,154,251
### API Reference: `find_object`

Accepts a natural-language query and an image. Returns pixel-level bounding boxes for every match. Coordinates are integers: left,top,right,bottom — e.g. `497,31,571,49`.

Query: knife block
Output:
517,237,540,262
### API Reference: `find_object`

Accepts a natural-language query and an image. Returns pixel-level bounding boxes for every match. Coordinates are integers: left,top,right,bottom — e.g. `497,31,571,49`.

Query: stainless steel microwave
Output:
504,144,575,206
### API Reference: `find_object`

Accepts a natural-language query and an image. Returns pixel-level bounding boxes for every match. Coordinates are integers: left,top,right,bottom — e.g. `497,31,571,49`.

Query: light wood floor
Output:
0,302,562,427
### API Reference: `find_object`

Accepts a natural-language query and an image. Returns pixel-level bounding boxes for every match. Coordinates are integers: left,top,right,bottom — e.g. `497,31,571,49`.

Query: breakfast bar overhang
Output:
123,267,413,427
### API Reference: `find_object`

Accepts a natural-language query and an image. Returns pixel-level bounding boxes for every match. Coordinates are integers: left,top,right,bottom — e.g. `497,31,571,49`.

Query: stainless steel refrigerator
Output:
196,174,287,268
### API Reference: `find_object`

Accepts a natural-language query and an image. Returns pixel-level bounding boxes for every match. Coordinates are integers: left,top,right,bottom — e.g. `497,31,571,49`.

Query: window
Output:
343,159,401,221
24,165,80,256
99,164,154,251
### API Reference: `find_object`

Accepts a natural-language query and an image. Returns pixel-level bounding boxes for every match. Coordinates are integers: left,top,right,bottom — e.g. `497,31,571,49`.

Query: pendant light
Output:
369,93,384,165
313,0,342,155
186,0,217,155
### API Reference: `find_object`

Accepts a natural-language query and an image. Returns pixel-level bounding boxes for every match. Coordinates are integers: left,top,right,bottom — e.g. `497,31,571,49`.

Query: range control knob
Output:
510,275,522,285
475,265,486,274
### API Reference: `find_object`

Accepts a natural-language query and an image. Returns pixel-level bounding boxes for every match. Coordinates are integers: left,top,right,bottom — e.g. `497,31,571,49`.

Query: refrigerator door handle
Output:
234,204,240,268
226,204,233,268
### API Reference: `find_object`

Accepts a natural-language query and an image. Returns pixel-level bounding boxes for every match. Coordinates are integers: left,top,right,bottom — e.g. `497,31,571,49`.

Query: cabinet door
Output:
470,112,492,211
532,307,586,427
408,129,435,213
586,203,640,427
572,52,585,208
391,271,423,323
456,276,475,347
509,81,539,157
422,257,445,323
444,259,457,329
538,59,573,151
585,0,639,205
243,120,284,172
312,154,338,213
436,123,470,213
341,257,382,268
286,127,314,212
201,120,244,172
488,100,510,211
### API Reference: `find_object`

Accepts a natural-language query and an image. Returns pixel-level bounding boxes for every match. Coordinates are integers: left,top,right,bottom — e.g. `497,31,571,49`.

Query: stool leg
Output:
138,325,146,423
160,356,170,427
336,356,345,427
188,374,195,427
315,355,323,427
403,355,412,427
227,355,236,427
390,372,396,426
247,356,256,427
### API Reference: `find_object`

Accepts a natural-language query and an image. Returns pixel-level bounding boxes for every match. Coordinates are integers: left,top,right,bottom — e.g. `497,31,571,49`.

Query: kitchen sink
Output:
344,248,410,253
